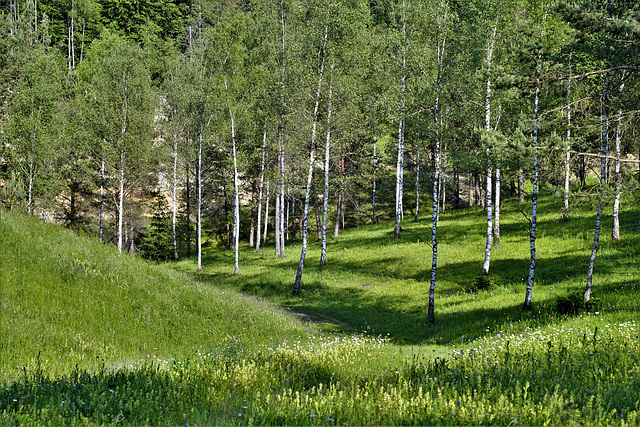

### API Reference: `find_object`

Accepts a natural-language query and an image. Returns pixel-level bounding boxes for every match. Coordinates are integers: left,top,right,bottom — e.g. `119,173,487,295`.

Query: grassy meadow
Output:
1,188,640,425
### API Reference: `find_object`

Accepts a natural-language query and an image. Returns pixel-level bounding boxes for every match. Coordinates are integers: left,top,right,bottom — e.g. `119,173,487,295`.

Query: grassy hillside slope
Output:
0,210,316,380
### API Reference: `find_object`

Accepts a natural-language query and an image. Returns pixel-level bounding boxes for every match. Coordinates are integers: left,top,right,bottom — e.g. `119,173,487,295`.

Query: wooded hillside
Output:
1,0,639,307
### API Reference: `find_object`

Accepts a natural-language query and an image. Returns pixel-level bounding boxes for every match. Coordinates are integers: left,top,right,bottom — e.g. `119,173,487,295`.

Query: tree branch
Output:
533,146,640,164
564,65,639,80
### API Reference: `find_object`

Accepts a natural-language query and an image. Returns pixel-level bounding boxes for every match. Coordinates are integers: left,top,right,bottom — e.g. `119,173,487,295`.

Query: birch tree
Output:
320,61,334,267
611,70,625,242
6,47,62,215
80,32,154,253
293,9,328,296
428,0,449,324
481,21,497,276
256,124,267,252
394,0,407,239
523,4,549,311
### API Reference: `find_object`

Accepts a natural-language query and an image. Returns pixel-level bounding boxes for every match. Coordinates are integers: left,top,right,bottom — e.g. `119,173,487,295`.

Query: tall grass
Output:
0,210,314,380
1,188,639,425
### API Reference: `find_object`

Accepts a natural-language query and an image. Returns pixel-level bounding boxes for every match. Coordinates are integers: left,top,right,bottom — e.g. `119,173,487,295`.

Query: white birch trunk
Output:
263,179,270,244
197,98,203,273
585,78,610,302
482,23,497,275
414,147,420,222
440,146,446,214
523,79,541,310
279,146,285,257
278,0,287,258
275,184,280,255
117,149,124,254
321,63,334,266
372,133,377,224
172,136,179,260
612,72,624,242
231,113,240,275
256,126,266,252
80,1,85,64
563,53,572,218
71,8,75,69
394,0,406,239
428,0,447,324
523,5,549,308
99,157,104,243
493,168,501,246
294,22,327,295
27,157,34,215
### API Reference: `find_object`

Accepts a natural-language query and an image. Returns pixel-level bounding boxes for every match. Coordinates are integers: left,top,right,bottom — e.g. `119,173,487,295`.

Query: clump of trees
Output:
1,0,638,318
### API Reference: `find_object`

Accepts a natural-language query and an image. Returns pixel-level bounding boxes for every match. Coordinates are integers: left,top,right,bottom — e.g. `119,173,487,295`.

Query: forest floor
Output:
1,189,639,425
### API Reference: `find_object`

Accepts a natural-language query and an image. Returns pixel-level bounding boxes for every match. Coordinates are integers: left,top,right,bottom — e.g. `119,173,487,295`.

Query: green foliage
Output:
0,172,26,211
469,273,500,293
556,291,599,315
139,195,173,261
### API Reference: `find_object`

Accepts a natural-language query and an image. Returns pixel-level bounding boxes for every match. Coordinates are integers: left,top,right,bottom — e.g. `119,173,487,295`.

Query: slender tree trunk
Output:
453,164,460,208
231,113,240,275
286,193,290,241
428,0,447,323
275,181,280,255
256,127,266,252
523,6,548,308
100,157,104,243
118,149,125,253
278,0,287,258
294,21,327,296
263,179,270,244
612,71,624,242
79,1,85,64
172,138,179,260
585,80,610,303
186,162,191,258
321,63,334,266
518,167,525,203
493,168,501,246
482,23,497,275
291,196,297,241
395,0,406,239
440,146,446,214
372,133,377,224
584,104,608,302
563,53,572,219
279,146,285,257
315,194,322,239
523,80,541,310
250,180,256,247
225,189,231,250
71,7,75,69
334,153,344,238
197,98,203,273
27,156,34,215
414,147,420,221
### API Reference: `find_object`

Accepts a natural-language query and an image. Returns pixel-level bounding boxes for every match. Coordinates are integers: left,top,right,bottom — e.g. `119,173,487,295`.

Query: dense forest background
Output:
1,0,639,267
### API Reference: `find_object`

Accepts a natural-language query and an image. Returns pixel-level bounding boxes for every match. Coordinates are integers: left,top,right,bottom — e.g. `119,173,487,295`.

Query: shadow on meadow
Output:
186,197,640,347
192,243,637,347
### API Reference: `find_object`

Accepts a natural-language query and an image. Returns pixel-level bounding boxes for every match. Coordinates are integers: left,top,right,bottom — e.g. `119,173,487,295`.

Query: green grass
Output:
1,188,640,425
177,190,640,347
0,210,316,380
